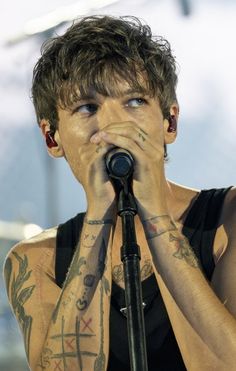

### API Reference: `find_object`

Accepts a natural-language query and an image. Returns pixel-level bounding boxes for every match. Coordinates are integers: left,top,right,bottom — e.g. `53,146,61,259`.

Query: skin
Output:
4,77,236,370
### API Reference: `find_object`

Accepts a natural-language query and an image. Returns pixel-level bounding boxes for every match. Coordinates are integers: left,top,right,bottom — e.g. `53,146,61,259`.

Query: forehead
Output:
80,80,148,99
59,71,155,109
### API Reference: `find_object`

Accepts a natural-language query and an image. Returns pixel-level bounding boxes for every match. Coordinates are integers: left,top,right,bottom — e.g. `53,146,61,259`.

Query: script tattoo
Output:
10,252,35,360
169,233,199,268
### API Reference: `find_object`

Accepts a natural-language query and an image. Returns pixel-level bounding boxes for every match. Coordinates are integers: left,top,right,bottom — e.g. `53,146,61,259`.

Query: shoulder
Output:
213,186,236,263
3,227,58,294
219,186,236,239
220,186,236,215
3,227,62,369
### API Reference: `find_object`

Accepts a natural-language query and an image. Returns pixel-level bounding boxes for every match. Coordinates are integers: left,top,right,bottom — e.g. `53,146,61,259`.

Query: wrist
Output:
141,214,177,240
136,199,168,221
86,202,117,223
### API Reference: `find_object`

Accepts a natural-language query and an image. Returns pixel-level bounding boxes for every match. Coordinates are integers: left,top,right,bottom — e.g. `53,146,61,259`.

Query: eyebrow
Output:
68,87,148,109
120,87,147,95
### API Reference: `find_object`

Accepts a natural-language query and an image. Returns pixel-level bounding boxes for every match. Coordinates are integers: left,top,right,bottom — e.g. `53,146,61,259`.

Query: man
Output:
3,15,236,370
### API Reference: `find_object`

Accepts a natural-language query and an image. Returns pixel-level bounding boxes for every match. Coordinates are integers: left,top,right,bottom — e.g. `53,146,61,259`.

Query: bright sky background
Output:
1,0,236,228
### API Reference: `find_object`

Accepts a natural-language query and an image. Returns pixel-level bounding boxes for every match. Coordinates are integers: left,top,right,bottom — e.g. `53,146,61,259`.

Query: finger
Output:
90,127,149,150
93,131,145,160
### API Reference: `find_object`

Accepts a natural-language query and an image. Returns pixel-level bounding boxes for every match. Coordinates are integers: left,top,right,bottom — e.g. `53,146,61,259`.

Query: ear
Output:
40,119,64,158
163,103,179,144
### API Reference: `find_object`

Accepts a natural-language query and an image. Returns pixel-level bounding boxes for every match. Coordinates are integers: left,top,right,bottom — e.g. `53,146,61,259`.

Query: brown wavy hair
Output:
32,15,178,132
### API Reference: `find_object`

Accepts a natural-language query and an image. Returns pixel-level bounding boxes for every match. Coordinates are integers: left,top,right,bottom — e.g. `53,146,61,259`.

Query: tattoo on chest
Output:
112,259,153,284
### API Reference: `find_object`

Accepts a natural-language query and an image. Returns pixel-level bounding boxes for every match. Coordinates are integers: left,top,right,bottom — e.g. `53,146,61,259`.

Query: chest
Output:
111,227,154,289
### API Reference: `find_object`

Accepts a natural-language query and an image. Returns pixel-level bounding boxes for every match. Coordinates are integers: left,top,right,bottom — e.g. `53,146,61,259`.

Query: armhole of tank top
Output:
182,187,232,280
55,212,85,288
212,187,233,265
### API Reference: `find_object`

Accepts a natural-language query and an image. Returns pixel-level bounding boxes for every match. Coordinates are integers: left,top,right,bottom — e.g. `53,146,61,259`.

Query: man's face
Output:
55,78,168,182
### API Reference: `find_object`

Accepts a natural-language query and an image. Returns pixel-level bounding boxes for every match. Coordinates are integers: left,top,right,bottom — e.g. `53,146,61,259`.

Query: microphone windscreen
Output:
105,148,134,178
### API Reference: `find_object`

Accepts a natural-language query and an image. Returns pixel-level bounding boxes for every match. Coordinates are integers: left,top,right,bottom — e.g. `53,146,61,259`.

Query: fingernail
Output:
100,131,107,138
90,133,100,143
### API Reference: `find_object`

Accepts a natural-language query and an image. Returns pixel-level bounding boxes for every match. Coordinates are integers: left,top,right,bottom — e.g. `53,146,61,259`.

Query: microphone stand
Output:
116,177,148,371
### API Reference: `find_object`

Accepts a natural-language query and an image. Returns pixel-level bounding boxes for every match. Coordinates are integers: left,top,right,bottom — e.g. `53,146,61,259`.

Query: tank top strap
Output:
182,187,232,281
55,212,85,288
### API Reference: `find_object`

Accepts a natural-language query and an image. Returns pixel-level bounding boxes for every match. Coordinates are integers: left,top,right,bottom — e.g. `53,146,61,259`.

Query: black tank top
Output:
55,188,230,370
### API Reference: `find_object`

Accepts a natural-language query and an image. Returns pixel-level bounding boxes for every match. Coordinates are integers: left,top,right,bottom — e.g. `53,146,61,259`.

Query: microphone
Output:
105,148,134,178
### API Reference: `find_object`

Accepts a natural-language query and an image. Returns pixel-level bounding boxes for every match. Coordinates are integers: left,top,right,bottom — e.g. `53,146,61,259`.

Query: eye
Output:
74,103,98,115
126,97,147,108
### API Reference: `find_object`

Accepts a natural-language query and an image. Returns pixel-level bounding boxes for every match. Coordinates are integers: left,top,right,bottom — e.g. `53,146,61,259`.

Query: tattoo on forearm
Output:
83,233,97,248
37,346,53,369
76,297,88,311
98,238,107,279
94,276,110,371
52,257,86,323
76,274,96,311
169,233,199,268
9,252,35,360
76,237,107,311
84,274,95,287
143,215,177,240
39,315,97,370
76,275,92,311
75,316,83,370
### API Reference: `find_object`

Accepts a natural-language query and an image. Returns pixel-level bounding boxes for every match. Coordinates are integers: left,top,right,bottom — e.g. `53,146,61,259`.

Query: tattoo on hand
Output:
143,215,177,240
169,233,199,268
138,132,146,142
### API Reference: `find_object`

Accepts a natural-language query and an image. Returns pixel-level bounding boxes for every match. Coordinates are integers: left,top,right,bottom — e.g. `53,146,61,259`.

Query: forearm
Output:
142,213,236,368
36,211,115,371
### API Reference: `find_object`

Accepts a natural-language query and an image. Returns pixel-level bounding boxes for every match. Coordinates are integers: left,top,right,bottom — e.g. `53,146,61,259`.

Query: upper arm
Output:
211,187,236,318
3,234,61,370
